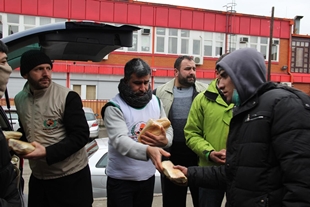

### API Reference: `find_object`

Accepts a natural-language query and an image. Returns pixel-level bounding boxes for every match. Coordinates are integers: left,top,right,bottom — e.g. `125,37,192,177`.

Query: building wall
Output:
3,0,307,94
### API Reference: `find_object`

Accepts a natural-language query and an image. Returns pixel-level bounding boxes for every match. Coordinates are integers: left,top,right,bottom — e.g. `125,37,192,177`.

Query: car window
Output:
96,153,108,168
5,112,19,120
0,106,13,131
85,112,96,121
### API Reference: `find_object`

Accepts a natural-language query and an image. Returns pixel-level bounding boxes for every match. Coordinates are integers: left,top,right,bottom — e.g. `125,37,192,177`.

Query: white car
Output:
83,107,99,139
86,138,162,198
2,106,20,131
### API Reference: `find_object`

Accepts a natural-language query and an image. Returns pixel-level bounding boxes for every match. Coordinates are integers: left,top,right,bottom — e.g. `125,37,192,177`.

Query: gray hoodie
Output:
216,48,267,105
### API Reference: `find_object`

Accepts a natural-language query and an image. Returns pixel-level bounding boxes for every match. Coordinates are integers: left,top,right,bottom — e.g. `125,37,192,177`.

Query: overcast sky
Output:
138,0,310,35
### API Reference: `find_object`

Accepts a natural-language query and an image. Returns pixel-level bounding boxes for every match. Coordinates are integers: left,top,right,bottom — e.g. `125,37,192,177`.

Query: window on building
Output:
115,26,151,53
156,27,165,53
73,85,82,97
181,30,189,54
40,17,51,25
128,32,138,51
141,34,150,52
192,39,201,55
73,85,97,99
250,36,258,50
291,40,309,73
168,28,178,54
227,34,237,53
24,15,36,31
86,85,96,100
215,33,224,56
260,37,268,59
204,32,213,56
271,45,278,61
7,14,19,35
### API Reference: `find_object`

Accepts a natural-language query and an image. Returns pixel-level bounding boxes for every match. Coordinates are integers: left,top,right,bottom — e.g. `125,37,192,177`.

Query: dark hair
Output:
216,53,229,71
124,58,151,79
0,40,8,54
174,55,193,70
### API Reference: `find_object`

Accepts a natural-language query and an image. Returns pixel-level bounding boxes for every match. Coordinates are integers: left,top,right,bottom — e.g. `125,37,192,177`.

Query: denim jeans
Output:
199,187,225,207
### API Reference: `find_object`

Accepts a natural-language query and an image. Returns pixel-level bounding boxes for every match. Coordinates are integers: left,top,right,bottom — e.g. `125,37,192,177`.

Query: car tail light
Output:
91,123,98,127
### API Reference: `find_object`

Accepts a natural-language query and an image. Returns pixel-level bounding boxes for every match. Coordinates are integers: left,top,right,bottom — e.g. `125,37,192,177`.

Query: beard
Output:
178,74,196,87
27,76,51,90
118,78,152,108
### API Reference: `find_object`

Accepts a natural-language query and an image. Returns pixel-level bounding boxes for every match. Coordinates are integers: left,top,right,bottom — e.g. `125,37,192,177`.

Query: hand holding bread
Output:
8,139,36,155
138,117,171,143
162,160,188,186
4,131,35,155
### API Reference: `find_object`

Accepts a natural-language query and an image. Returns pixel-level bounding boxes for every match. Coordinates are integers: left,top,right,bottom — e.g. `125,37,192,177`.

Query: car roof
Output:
83,107,94,113
1,21,140,70
2,106,17,111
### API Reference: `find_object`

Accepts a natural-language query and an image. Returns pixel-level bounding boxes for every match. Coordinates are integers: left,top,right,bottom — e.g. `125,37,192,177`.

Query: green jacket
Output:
184,79,234,167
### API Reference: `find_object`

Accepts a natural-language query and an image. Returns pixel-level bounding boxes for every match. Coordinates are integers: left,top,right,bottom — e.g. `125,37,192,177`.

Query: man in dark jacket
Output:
175,47,310,207
0,40,23,207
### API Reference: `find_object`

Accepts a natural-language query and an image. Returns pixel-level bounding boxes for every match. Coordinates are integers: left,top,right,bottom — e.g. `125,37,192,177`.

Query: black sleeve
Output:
187,165,226,190
45,91,89,165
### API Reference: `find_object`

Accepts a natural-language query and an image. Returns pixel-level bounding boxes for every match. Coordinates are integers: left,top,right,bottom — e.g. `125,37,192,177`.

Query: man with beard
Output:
154,55,207,207
14,50,93,207
101,58,173,207
184,54,234,207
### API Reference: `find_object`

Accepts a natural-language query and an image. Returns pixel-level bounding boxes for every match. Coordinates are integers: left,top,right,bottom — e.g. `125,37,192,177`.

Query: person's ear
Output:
174,68,179,77
22,74,28,79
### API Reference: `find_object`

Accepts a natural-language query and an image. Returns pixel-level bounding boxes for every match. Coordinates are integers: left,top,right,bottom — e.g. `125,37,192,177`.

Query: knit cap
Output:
20,50,53,76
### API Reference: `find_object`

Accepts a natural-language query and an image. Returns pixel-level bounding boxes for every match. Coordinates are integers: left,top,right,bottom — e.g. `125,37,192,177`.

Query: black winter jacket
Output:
188,82,310,207
0,130,22,207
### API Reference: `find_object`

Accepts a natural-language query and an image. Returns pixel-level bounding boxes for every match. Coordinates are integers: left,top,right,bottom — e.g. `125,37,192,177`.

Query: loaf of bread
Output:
8,139,35,155
3,131,22,140
162,160,187,184
137,117,171,142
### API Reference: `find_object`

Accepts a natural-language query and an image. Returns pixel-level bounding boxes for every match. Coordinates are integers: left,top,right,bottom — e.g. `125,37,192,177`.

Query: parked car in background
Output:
83,107,99,139
86,138,162,198
2,106,20,131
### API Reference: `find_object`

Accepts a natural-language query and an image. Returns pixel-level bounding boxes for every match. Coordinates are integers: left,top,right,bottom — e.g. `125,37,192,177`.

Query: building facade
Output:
0,0,309,102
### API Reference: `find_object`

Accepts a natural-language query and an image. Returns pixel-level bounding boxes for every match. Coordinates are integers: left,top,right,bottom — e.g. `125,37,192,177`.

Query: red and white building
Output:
1,0,309,98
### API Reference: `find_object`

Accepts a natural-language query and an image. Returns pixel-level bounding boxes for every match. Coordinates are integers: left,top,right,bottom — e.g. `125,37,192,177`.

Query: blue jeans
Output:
199,187,225,207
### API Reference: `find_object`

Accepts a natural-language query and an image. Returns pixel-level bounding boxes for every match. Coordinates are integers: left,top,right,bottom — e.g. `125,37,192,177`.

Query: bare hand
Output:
22,141,46,160
173,165,188,176
147,146,170,173
210,149,226,164
140,127,168,147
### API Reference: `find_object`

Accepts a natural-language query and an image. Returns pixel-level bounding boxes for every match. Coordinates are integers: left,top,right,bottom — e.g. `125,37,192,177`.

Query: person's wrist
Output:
204,150,214,161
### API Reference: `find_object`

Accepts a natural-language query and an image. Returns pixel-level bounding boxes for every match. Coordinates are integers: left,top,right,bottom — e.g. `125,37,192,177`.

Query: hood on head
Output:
216,48,266,104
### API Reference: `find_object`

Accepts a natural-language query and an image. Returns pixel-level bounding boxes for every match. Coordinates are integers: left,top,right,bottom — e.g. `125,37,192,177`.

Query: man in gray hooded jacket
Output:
174,48,310,207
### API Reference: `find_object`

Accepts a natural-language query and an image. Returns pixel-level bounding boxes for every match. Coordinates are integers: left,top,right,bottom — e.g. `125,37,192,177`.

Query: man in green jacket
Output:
184,55,233,207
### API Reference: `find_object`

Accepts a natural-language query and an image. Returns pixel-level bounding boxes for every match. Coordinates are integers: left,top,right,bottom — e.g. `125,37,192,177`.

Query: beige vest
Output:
14,82,88,179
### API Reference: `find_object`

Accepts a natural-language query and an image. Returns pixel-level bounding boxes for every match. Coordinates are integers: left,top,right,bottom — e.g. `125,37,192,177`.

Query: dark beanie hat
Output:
20,50,53,76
